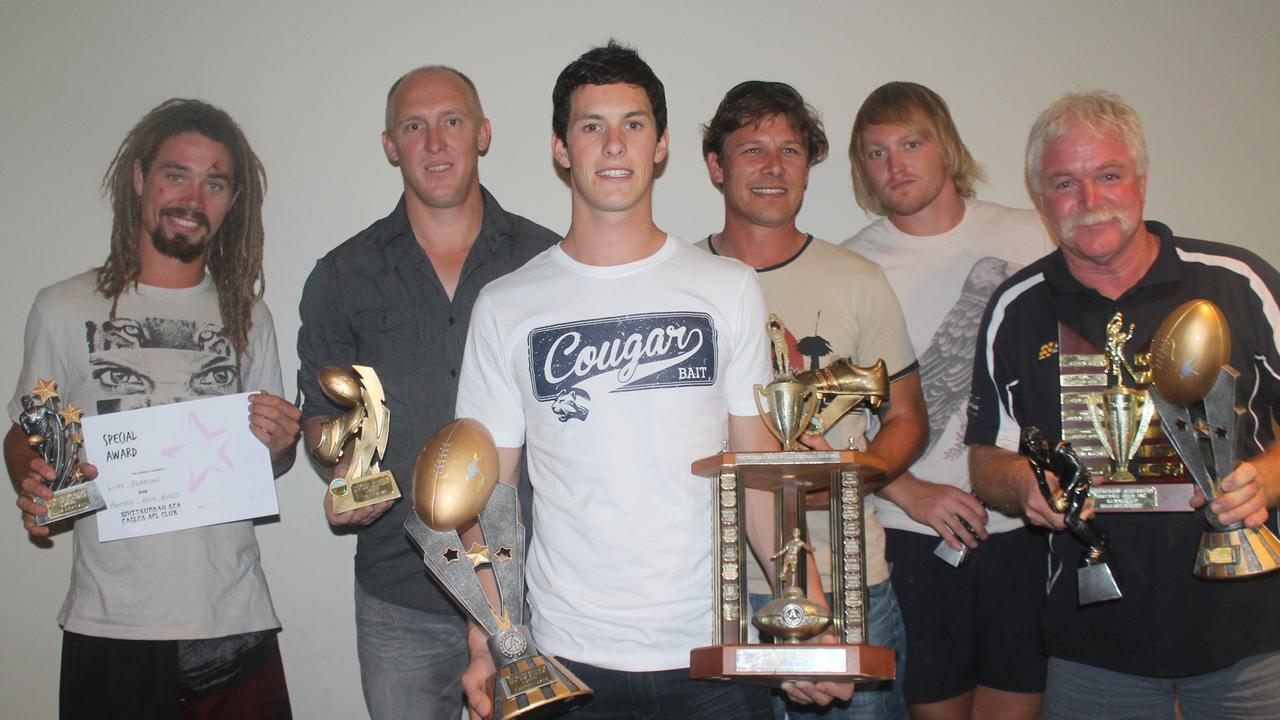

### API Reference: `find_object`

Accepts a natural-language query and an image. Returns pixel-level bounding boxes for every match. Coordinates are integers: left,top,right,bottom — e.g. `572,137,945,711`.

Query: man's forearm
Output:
862,372,927,495
968,443,1032,515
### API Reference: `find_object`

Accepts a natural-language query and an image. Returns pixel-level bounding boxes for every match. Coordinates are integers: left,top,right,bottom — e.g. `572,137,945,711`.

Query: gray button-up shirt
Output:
298,187,559,613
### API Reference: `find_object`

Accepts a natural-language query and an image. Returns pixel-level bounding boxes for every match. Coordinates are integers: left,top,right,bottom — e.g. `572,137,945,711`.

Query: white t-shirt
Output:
455,236,771,671
7,271,283,640
845,200,1054,535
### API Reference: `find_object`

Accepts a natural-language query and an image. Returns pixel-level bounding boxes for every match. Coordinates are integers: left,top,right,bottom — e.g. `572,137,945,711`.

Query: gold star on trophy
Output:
465,543,491,568
58,404,84,426
31,378,60,404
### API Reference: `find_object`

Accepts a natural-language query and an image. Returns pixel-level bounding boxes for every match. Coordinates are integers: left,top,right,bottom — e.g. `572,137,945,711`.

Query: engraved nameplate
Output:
735,647,847,674
1091,485,1158,511
503,663,554,696
351,471,396,503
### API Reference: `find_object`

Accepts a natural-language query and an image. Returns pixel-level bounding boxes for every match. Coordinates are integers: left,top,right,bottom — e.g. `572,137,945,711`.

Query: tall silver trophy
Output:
1146,300,1280,579
18,378,106,525
404,419,591,719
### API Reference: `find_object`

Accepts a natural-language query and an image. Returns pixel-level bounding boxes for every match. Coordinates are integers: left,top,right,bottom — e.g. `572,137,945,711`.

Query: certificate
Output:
82,392,279,541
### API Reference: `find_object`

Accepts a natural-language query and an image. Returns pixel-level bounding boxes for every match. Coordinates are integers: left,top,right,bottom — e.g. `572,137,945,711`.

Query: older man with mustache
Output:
965,91,1280,719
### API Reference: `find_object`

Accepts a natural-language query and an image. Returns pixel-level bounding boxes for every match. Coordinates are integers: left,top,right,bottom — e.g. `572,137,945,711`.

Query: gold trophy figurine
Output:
752,529,832,641
404,419,591,719
1146,300,1280,579
691,316,895,685
1084,312,1156,484
753,315,819,451
312,365,401,514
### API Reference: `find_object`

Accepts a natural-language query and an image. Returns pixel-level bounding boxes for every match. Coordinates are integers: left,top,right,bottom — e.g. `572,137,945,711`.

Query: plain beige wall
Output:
2,1,1277,717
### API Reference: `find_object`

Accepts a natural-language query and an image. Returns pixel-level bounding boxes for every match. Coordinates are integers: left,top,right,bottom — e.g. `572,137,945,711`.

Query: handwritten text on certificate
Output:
83,392,280,541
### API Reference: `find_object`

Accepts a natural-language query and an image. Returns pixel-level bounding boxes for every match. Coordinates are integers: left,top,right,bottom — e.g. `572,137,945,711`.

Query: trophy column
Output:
690,450,895,684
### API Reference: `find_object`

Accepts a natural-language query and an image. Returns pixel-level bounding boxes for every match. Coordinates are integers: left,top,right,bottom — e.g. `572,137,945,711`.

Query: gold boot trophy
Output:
18,378,106,524
1145,300,1280,579
311,365,401,513
690,315,895,684
404,419,591,719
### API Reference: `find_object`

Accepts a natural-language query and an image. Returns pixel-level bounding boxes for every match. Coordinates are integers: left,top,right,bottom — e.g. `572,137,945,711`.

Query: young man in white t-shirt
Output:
700,80,928,720
843,81,1054,720
5,99,301,718
454,42,854,719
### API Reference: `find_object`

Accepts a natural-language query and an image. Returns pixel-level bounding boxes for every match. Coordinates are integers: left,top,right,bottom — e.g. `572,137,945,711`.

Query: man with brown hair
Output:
5,98,300,718
700,79,926,720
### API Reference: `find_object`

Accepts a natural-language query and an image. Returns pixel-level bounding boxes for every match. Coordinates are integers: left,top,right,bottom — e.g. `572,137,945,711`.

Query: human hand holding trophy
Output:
17,378,106,527
404,419,590,719
691,314,895,684
1145,300,1280,578
311,365,401,514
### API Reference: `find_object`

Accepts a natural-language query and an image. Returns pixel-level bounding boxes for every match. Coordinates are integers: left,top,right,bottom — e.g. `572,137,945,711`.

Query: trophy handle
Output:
801,390,820,437
754,384,786,446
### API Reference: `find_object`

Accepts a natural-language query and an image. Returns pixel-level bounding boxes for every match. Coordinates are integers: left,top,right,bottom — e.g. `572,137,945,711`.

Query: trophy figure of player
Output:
18,378,106,525
1146,300,1280,579
689,315,895,684
1020,427,1122,604
311,365,400,513
1085,312,1157,486
404,419,591,719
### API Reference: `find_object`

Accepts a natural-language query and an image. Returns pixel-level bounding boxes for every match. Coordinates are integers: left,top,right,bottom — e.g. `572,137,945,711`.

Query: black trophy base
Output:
690,643,895,686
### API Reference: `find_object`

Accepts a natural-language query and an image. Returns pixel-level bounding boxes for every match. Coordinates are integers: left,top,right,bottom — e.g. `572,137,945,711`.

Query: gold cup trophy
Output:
404,419,591,719
1085,313,1157,486
311,365,401,513
1145,300,1280,579
690,315,896,684
18,378,106,525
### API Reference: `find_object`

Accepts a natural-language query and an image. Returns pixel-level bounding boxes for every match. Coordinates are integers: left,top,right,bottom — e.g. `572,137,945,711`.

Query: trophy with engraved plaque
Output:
690,315,896,685
18,378,106,525
1058,314,1194,511
404,418,591,719
1145,300,1280,579
311,365,401,513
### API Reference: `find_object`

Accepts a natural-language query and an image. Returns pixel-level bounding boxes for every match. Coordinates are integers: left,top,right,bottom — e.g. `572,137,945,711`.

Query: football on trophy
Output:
318,366,362,407
1150,299,1231,405
413,418,499,532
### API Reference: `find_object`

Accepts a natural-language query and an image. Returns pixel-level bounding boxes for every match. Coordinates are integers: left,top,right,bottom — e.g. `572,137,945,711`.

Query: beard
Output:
151,207,213,263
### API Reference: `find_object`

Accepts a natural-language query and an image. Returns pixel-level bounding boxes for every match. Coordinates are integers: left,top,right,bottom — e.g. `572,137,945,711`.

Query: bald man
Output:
296,66,559,719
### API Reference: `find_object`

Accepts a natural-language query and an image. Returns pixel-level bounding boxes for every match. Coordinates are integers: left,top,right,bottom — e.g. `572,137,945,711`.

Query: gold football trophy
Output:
18,378,106,525
1146,300,1280,579
1085,312,1157,485
404,419,591,719
311,365,401,513
691,316,895,684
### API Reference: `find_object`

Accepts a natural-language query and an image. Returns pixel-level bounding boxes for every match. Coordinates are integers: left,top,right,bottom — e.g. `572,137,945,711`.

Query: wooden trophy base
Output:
690,643,895,686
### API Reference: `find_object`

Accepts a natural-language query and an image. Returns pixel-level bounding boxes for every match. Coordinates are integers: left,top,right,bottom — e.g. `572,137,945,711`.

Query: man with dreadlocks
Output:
4,98,300,718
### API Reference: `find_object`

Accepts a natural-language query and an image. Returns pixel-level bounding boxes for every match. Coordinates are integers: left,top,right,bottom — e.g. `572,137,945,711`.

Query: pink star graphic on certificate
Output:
160,413,236,493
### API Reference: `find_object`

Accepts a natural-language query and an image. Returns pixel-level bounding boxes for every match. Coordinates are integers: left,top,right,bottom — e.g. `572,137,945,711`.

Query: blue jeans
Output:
1044,653,1280,720
560,657,773,719
749,580,908,720
354,582,468,720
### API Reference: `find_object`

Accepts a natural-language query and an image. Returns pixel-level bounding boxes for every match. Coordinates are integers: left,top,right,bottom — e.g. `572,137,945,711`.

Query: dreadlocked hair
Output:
98,98,267,387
